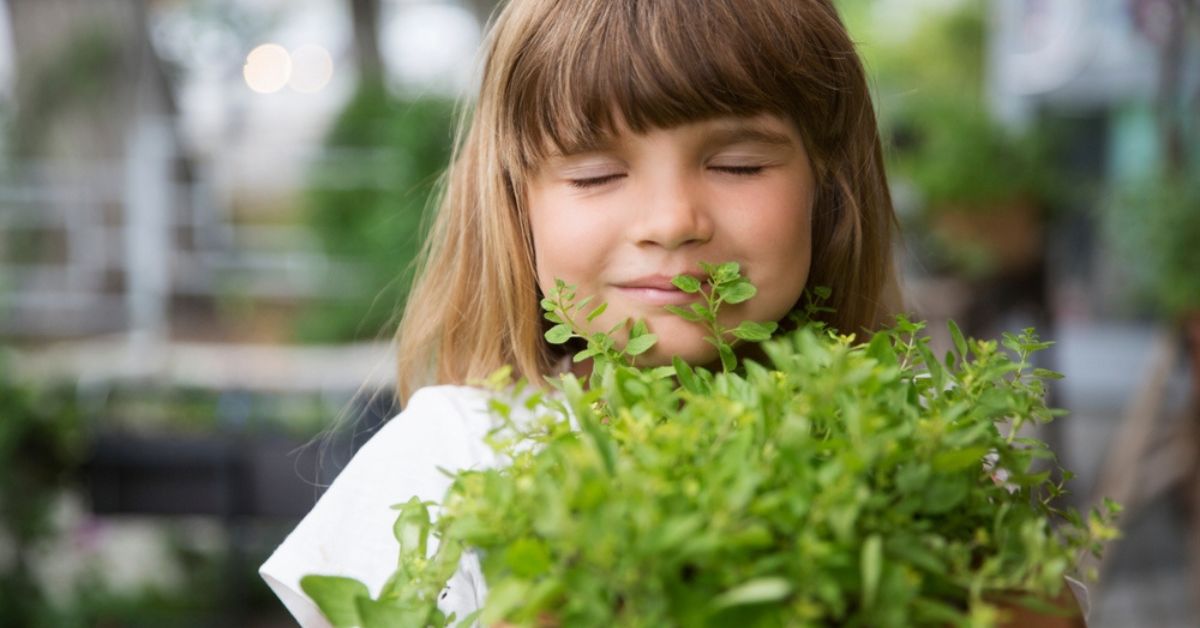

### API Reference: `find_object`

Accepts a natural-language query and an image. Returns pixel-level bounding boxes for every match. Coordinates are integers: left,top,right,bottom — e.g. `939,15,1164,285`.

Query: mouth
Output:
614,284,700,307
612,273,706,307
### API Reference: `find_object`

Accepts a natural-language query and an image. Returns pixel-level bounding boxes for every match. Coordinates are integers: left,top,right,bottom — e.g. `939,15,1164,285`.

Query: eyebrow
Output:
546,134,620,159
703,125,796,149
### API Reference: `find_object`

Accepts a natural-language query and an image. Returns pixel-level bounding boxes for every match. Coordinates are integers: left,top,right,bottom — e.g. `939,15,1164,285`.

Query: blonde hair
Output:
395,0,902,402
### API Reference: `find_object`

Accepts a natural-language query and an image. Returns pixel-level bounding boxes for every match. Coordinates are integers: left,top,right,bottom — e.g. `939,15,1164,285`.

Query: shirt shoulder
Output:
258,384,502,627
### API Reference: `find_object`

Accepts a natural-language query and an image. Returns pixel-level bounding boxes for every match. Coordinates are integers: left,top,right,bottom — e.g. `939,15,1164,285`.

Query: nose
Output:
632,172,714,250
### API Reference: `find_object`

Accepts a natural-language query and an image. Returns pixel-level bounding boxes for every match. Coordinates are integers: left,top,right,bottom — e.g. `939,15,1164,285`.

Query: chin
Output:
627,318,709,367
639,340,718,368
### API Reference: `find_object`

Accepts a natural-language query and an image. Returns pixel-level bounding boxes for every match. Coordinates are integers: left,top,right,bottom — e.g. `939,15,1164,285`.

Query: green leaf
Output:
672,274,703,293
480,579,531,626
922,475,969,514
866,331,899,368
392,497,430,558
1032,367,1065,380
718,344,737,372
861,534,882,609
932,446,990,472
912,598,966,625
731,320,776,342
356,597,426,627
712,577,792,608
625,334,658,356
915,341,944,390
895,462,930,494
886,537,944,575
649,365,676,379
714,261,740,283
545,324,572,344
673,356,702,393
721,280,756,304
586,302,608,322
504,537,552,578
948,320,968,359
664,304,702,322
300,575,369,628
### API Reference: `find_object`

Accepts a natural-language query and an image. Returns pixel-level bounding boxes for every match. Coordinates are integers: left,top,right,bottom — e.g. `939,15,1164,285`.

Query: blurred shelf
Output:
13,338,395,393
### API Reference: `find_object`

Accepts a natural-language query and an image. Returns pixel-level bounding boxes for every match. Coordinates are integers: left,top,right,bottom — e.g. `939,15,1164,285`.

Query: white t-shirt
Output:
259,385,507,627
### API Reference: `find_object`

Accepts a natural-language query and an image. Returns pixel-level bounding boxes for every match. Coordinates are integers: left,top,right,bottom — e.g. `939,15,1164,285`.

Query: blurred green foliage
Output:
0,357,83,626
839,0,986,99
1104,175,1200,320
296,83,457,343
846,1,1053,212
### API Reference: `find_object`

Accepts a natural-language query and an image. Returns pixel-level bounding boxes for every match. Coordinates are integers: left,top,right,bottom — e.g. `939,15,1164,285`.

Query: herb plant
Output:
302,263,1117,627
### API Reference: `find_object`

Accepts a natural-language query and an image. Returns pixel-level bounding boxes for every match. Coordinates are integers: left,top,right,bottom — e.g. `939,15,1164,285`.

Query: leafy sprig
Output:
664,261,778,372
540,278,658,367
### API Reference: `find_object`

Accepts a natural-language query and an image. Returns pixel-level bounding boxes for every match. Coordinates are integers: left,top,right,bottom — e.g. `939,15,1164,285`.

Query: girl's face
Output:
527,113,815,368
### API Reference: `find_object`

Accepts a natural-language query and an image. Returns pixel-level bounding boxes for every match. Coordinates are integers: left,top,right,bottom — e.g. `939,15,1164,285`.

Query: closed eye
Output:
568,173,626,189
711,165,765,176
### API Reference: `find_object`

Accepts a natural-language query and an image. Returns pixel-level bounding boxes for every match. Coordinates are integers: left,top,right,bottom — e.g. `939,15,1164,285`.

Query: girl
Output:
263,0,1076,625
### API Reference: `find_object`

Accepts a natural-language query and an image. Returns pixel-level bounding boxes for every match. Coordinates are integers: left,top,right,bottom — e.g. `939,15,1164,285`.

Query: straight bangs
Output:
492,0,852,174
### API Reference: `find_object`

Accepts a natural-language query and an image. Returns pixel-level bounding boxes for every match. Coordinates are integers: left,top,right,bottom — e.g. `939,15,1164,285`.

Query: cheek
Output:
724,181,814,315
528,190,607,292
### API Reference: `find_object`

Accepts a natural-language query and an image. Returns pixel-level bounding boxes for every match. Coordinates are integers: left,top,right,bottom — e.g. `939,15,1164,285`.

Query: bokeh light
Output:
288,44,334,93
243,43,292,94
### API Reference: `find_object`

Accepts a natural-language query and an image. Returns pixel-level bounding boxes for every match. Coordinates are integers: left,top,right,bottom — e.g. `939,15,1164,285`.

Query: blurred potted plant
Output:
892,97,1054,280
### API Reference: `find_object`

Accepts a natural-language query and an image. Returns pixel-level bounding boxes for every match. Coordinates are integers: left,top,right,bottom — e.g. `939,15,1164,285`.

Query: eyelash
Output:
568,174,624,189
567,166,765,189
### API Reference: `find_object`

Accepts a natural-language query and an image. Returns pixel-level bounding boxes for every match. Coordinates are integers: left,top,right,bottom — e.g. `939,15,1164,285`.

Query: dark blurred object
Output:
84,387,398,517
77,388,396,625
349,0,383,82
87,434,309,518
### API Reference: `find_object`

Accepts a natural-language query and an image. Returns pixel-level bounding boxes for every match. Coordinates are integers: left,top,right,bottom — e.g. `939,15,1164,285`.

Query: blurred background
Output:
0,0,1196,625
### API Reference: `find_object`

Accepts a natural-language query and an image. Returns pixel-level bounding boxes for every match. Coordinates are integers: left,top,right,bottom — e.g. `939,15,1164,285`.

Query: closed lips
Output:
613,273,705,290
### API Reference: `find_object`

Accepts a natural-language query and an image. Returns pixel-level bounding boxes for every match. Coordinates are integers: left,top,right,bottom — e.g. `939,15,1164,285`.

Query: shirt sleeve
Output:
259,385,498,627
